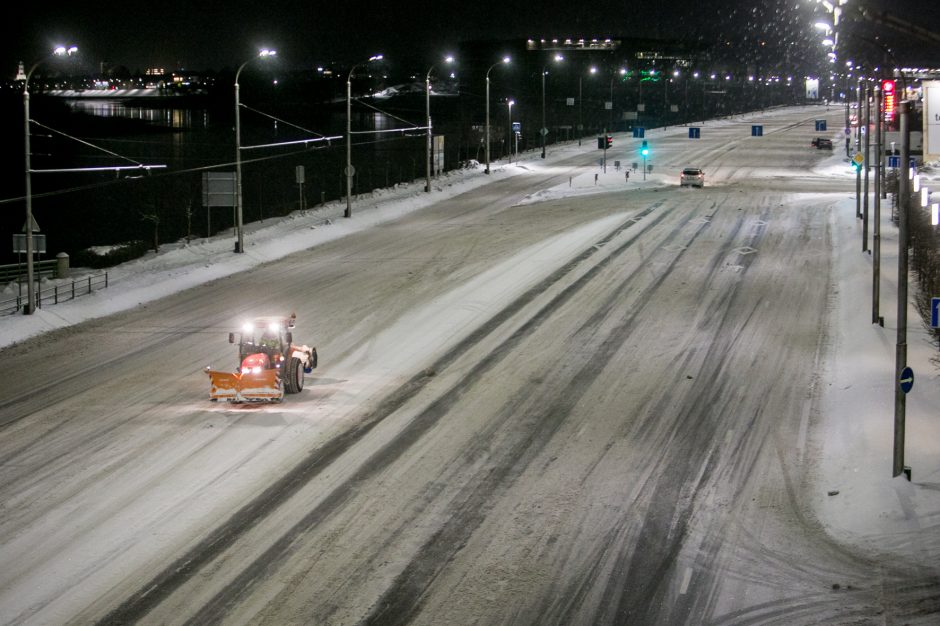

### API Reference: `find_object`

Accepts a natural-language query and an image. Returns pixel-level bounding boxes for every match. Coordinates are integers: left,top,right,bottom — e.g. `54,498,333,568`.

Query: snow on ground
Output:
2,105,938,570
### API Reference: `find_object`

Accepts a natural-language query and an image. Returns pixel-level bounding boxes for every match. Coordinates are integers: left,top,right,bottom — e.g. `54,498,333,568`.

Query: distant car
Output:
814,137,833,150
680,168,704,188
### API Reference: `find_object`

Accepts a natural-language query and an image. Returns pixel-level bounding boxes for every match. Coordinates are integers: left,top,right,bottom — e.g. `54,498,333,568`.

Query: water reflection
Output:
64,100,208,130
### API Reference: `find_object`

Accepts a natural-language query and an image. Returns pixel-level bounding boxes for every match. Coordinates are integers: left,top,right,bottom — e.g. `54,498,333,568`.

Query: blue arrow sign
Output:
931,297,940,328
633,127,645,138
751,125,763,136
888,155,900,168
815,120,827,131
688,127,700,139
899,366,914,394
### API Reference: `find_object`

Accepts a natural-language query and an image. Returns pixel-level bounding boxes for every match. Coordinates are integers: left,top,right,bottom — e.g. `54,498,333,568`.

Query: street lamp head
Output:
554,54,564,62
502,56,511,64
589,66,598,74
53,45,78,56
508,99,515,106
259,49,277,57
444,55,454,64
370,54,384,62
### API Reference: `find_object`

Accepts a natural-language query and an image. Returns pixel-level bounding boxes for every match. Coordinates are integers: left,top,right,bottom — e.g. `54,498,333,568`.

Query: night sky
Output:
8,0,940,75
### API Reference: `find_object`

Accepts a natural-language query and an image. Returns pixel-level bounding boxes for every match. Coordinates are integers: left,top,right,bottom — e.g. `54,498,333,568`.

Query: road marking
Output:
679,567,693,595
725,429,734,446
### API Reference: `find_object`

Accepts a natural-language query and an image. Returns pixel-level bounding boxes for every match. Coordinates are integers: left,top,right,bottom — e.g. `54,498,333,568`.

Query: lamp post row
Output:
22,47,713,314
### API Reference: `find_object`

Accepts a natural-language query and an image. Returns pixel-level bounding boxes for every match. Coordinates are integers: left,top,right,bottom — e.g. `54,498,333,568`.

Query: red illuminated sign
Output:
882,79,896,123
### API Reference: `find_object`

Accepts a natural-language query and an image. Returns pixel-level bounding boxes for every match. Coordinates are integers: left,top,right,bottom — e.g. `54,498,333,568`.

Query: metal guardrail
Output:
0,259,58,284
0,272,109,315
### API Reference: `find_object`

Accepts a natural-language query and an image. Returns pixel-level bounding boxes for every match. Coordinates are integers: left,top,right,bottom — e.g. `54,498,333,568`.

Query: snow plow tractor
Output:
206,314,317,403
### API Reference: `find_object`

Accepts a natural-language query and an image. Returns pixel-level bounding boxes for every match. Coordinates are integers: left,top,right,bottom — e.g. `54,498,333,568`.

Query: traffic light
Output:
640,140,649,156
606,135,613,148
597,136,605,149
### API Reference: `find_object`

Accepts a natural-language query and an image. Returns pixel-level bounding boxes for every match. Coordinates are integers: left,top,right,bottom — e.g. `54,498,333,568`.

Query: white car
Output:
680,168,704,188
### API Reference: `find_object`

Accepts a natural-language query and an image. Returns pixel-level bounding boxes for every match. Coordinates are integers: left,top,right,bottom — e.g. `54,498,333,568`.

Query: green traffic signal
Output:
640,140,649,156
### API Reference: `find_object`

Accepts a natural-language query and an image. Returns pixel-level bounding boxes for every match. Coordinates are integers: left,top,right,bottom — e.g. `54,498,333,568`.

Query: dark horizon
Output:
8,0,940,77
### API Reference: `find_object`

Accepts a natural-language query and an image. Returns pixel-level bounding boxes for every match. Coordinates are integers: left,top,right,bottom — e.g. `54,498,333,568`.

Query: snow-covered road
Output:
1,106,938,624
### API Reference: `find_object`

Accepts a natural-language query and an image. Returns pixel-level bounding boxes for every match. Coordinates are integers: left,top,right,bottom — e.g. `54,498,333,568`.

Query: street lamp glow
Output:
484,56,510,174
425,54,455,192
590,66,598,75
22,44,78,314
814,21,832,31
541,53,564,158
233,47,278,253
822,38,834,46
346,54,384,216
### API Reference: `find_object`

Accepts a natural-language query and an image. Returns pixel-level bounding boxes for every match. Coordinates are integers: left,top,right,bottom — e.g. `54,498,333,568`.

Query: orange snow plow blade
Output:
206,369,283,403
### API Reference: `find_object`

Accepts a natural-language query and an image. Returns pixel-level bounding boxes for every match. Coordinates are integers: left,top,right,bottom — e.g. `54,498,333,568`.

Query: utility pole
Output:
893,100,912,480
863,80,870,252
873,83,883,326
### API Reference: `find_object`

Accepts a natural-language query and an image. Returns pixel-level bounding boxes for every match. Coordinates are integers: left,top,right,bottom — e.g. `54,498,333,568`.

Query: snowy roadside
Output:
810,190,940,569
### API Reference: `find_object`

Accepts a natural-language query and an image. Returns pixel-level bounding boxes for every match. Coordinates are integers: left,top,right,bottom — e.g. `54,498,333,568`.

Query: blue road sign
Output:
688,127,700,139
512,122,521,133
751,125,763,136
888,155,900,168
815,120,827,131
899,366,915,394
931,297,940,328
633,127,645,138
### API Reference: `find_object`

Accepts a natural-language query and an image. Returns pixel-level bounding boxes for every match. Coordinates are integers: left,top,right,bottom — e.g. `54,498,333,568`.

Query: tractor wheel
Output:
285,357,304,394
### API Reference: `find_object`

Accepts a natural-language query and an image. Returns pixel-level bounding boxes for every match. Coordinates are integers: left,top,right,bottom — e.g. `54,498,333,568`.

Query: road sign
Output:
344,165,356,177
853,152,865,167
22,215,41,233
12,233,46,254
540,127,548,136
815,120,827,131
633,127,645,138
751,125,763,136
931,297,940,328
201,172,236,208
688,127,700,139
512,122,521,133
899,366,914,394
888,155,901,168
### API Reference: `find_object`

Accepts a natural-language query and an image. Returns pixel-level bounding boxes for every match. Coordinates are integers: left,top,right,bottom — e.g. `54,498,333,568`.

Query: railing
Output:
0,259,58,284
0,272,109,315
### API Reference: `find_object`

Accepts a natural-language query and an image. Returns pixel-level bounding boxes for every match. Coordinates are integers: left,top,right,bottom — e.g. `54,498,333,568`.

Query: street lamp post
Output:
234,48,276,253
507,99,514,161
542,54,564,159
23,45,77,315
485,57,510,174
426,56,453,193
346,54,383,217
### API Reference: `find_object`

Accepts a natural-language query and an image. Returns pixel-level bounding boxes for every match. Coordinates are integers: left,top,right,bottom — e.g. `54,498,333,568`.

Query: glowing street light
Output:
22,44,77,314
542,54,564,158
346,54,383,217
234,48,277,253
485,56,510,174
425,55,454,193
